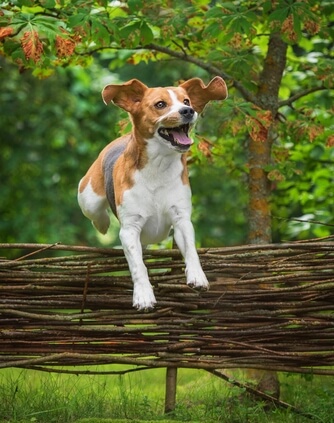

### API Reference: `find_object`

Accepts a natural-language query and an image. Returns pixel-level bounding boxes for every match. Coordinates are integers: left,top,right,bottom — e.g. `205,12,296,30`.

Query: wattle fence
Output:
1,238,333,377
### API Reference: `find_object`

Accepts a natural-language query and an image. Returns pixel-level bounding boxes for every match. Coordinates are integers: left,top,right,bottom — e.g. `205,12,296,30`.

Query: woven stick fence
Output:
0,238,334,376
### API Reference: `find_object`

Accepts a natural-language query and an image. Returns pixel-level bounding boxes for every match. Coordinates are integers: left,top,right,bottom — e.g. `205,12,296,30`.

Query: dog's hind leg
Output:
78,179,110,235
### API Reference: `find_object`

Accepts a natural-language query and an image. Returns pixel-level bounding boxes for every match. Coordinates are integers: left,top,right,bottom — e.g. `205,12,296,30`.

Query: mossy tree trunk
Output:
246,33,288,399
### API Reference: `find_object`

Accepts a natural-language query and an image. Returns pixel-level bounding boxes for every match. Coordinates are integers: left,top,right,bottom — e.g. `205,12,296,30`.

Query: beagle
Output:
78,77,228,310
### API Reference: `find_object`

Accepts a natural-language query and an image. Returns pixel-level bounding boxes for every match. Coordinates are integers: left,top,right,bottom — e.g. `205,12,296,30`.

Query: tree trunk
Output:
246,33,288,399
248,129,273,244
249,32,288,244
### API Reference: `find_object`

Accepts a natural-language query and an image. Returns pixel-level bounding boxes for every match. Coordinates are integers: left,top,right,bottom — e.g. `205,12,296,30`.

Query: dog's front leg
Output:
119,219,157,310
171,210,209,290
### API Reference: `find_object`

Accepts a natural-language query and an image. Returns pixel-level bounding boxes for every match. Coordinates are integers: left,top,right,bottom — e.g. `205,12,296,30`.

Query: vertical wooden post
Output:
164,239,179,414
164,367,178,413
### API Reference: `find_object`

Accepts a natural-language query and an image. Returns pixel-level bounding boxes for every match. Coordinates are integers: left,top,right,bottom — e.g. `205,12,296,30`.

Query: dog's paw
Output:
187,268,209,291
133,284,157,311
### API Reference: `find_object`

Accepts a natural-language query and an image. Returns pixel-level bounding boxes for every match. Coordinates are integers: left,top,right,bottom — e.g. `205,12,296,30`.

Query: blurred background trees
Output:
0,0,333,248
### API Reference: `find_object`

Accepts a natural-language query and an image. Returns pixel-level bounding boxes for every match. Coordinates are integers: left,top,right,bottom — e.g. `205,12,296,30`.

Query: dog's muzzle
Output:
158,107,195,151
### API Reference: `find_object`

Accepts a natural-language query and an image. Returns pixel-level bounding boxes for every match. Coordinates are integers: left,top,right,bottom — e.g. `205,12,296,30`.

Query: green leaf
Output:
262,0,273,14
206,4,256,39
11,13,33,27
3,38,22,56
206,3,237,18
68,13,88,28
203,21,223,38
205,5,224,19
16,0,35,6
292,12,302,41
140,21,154,45
127,0,144,13
31,15,60,35
229,15,253,35
5,18,26,34
91,17,110,44
207,49,224,62
268,6,290,23
119,20,141,39
11,45,27,64
42,0,57,8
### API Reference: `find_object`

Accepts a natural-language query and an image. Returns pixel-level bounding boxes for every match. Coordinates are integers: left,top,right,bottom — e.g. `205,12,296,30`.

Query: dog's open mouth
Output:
158,124,192,150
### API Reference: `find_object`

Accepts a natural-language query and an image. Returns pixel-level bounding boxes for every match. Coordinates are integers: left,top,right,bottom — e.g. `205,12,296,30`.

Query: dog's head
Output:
102,77,228,152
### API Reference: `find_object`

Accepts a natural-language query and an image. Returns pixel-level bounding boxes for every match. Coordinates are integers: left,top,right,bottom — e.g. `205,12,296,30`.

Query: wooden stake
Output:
164,367,178,413
164,238,179,414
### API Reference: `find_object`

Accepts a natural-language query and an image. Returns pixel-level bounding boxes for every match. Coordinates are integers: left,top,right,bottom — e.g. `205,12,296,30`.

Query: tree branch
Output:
256,33,288,113
278,84,328,108
144,43,230,78
144,43,260,105
81,42,260,105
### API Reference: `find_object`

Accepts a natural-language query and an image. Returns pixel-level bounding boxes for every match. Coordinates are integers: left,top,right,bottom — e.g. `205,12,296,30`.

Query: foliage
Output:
272,140,334,241
0,1,331,73
0,58,122,245
0,0,333,246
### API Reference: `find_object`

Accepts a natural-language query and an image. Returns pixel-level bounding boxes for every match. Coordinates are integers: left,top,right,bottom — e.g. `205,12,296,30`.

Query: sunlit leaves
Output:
40,0,57,7
206,2,257,38
0,12,64,65
1,0,331,85
115,19,154,47
0,62,122,245
268,0,321,43
9,13,60,37
271,141,334,241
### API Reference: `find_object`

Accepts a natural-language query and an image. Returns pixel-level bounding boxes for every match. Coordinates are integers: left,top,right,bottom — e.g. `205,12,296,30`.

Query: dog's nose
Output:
179,107,195,119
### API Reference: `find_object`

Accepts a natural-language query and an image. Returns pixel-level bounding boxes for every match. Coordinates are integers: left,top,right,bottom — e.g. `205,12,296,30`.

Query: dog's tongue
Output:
170,130,192,146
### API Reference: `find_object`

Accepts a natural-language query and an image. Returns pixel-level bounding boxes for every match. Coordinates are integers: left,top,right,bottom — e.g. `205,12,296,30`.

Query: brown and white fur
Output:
78,77,228,310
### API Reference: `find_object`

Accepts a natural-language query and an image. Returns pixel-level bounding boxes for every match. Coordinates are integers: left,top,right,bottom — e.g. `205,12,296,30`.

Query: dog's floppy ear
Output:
180,76,228,113
102,79,148,113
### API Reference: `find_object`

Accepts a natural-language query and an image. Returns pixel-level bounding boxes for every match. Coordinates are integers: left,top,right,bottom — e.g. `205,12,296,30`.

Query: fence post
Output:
164,239,179,414
164,367,178,413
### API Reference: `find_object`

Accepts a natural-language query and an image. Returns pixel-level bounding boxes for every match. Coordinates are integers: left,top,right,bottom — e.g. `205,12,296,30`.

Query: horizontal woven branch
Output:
0,238,333,375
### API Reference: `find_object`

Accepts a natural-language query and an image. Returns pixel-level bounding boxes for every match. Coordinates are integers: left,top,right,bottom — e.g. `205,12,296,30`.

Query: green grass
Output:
0,366,333,423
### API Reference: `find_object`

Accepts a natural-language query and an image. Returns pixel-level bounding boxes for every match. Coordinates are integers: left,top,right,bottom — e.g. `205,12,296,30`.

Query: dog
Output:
78,76,228,310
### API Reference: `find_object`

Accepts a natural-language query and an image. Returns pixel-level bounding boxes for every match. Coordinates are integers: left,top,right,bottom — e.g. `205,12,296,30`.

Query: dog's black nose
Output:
179,107,195,119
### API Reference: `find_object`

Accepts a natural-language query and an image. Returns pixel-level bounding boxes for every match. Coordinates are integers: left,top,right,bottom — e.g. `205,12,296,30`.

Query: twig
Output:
207,369,319,421
14,243,61,261
278,85,327,108
274,215,334,228
80,264,90,322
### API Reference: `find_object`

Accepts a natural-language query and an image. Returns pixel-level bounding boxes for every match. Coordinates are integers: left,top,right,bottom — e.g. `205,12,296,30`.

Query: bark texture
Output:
248,33,288,244
247,33,288,398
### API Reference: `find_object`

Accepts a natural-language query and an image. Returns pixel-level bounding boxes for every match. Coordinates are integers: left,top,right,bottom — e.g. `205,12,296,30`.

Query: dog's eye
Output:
155,101,167,109
183,99,190,106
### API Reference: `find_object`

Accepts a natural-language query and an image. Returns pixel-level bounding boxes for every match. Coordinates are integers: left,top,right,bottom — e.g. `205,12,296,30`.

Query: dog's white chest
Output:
118,150,192,245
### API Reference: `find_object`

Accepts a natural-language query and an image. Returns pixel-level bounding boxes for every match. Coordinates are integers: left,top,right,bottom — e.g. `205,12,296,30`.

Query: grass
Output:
0,366,333,423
